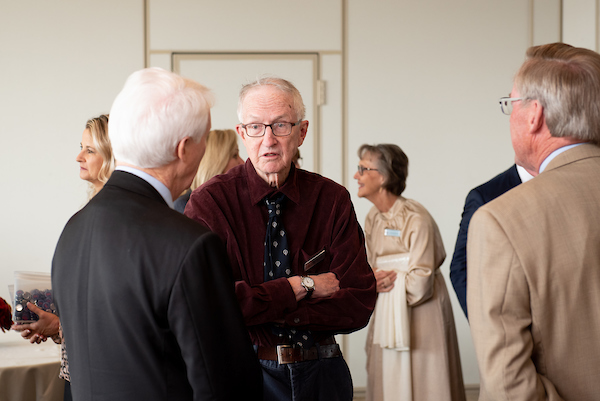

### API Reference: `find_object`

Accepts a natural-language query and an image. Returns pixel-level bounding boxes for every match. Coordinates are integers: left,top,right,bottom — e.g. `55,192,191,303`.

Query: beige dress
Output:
365,197,465,401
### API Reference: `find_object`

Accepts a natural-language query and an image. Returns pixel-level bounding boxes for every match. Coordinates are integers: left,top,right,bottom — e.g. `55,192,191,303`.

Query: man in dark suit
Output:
449,164,534,318
52,68,262,401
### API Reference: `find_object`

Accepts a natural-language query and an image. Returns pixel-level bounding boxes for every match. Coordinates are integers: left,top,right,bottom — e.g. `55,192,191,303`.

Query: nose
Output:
353,171,360,180
76,149,85,163
262,126,278,146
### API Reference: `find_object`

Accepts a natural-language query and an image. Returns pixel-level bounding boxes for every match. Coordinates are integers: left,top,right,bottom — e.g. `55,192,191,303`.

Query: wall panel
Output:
148,0,342,52
563,0,598,50
346,0,533,386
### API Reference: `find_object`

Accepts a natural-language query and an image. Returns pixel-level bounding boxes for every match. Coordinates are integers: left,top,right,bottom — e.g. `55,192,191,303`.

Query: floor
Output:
352,386,479,400
466,386,479,401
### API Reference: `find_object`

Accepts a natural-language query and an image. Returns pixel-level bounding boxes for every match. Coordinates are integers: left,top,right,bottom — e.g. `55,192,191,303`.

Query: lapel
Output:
507,164,522,185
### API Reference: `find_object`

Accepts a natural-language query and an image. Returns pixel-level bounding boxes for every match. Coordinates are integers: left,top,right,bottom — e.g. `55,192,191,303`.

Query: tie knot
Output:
265,194,286,214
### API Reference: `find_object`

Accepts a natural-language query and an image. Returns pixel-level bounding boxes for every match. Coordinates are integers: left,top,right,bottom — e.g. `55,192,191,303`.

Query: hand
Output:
311,272,340,298
374,269,397,293
10,302,60,344
288,272,340,301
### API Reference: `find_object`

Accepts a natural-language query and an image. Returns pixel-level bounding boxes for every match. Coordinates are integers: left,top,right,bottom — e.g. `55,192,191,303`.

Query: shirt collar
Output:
116,166,174,208
245,159,300,206
539,143,584,173
516,164,534,183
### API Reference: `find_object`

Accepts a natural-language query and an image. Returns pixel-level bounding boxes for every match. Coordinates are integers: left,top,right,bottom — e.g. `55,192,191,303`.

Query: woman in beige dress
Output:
355,144,465,401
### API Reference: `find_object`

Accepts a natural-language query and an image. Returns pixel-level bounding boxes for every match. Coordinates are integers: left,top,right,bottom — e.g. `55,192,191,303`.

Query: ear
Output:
529,100,545,134
176,137,192,162
297,120,309,147
236,124,246,140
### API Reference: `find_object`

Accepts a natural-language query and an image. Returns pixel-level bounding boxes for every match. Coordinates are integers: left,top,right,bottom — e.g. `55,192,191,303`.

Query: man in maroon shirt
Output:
185,77,377,400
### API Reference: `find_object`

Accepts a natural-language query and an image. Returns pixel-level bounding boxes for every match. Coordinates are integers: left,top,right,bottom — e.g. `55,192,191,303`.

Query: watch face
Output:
303,276,315,289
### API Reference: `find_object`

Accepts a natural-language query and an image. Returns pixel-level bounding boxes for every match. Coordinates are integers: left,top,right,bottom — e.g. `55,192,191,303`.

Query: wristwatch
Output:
300,276,315,299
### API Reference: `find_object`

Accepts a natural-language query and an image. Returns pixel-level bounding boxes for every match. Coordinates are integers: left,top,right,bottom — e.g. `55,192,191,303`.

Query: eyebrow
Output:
246,114,290,122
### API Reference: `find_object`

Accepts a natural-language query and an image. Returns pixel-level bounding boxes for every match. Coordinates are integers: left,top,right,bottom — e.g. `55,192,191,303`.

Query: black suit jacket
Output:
449,165,522,318
52,171,262,401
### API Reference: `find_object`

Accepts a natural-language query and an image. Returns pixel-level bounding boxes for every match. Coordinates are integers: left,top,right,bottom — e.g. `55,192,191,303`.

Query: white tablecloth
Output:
0,330,64,401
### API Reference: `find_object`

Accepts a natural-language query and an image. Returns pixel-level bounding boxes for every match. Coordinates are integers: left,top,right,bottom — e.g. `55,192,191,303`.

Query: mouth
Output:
261,152,280,159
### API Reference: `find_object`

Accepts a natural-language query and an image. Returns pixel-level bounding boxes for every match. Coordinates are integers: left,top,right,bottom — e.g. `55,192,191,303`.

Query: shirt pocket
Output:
296,246,330,275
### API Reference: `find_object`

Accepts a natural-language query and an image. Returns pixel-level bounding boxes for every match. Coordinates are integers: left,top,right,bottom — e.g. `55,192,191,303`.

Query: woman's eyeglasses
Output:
357,165,379,175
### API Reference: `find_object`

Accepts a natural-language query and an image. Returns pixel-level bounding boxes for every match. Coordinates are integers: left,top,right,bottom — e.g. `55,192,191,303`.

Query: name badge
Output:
384,228,401,237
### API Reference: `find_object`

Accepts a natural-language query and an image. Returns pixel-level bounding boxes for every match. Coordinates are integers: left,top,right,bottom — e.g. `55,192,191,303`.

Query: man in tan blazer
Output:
467,42,600,401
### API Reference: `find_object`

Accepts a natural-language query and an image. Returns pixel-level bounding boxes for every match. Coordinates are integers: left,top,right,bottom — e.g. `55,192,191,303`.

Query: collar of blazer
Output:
104,170,167,206
545,143,600,173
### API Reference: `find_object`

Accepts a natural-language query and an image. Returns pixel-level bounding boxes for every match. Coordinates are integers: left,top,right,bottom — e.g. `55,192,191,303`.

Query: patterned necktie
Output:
263,194,314,348
264,194,292,282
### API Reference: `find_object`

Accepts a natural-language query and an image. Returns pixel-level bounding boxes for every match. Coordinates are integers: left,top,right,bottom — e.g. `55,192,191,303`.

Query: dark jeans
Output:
259,355,353,401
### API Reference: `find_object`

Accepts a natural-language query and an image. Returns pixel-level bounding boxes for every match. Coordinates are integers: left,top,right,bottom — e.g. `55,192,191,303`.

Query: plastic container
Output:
13,271,56,324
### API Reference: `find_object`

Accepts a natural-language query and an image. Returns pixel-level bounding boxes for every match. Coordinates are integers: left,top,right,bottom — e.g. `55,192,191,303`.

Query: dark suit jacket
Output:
52,171,262,401
449,165,522,318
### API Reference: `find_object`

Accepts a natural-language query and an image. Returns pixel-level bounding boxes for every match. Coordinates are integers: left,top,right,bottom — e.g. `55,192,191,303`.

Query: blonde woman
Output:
76,114,114,199
13,114,114,401
174,129,244,213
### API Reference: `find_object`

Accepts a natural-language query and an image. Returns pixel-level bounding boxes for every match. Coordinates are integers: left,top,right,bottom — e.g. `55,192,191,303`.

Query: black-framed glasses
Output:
241,120,302,137
357,165,379,175
499,97,523,115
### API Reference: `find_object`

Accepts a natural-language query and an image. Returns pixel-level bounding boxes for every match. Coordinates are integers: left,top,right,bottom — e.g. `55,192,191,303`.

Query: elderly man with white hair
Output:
186,77,377,401
52,68,262,401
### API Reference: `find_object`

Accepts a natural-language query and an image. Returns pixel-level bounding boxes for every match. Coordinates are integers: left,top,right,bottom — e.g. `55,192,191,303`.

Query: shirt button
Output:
294,318,300,324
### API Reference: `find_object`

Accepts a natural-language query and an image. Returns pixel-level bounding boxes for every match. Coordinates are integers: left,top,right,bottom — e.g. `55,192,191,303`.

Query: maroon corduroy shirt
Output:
185,160,377,347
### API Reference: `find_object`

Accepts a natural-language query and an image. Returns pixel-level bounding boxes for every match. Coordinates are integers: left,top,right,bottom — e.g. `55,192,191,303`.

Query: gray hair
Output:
109,67,214,168
237,76,306,122
358,144,409,196
515,42,600,145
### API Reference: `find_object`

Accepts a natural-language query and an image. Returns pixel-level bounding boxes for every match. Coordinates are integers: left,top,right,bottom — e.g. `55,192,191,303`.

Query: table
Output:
0,329,64,401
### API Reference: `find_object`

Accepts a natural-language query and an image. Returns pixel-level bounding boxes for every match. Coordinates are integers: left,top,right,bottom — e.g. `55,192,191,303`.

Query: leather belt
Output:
257,336,341,364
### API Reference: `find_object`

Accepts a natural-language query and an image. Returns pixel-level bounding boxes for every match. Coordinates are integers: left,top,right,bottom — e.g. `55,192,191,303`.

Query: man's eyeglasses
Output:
357,165,379,175
499,97,523,115
241,121,301,137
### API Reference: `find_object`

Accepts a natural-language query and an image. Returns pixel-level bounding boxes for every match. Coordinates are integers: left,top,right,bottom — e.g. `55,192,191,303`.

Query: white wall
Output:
345,0,534,386
0,0,596,392
0,1,144,306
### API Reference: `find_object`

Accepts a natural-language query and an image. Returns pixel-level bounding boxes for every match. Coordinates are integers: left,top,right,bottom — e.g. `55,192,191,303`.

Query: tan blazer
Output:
467,144,600,401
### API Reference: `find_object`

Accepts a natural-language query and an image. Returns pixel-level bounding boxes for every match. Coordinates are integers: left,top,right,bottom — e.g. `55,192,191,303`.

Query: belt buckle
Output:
276,344,295,364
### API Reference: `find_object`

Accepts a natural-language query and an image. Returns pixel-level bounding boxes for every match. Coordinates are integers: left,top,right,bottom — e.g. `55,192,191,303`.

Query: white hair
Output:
109,67,214,168
237,76,305,122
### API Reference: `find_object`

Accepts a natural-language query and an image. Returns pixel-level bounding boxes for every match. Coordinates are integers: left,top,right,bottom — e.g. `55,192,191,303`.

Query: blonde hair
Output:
86,114,115,198
190,129,239,190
